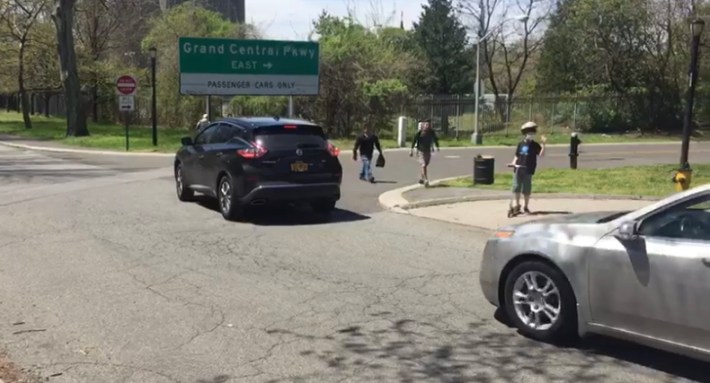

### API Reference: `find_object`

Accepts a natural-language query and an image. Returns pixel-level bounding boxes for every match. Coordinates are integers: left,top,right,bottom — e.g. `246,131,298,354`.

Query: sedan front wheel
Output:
503,261,577,343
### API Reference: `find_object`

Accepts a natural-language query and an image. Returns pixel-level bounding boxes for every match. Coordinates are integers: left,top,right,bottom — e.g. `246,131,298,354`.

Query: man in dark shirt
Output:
510,121,546,214
353,125,383,183
409,120,440,186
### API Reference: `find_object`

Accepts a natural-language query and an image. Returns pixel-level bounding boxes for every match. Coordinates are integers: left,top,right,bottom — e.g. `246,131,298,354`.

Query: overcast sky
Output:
247,0,429,40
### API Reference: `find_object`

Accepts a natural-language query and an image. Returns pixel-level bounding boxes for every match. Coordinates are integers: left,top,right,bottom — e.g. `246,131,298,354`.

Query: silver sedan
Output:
480,183,710,363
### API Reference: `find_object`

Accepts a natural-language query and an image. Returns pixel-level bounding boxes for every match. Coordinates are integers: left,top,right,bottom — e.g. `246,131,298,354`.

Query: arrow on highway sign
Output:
263,62,273,70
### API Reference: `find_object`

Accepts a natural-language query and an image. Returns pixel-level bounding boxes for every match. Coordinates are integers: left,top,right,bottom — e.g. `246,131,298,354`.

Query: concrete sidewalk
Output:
379,180,664,230
408,198,653,230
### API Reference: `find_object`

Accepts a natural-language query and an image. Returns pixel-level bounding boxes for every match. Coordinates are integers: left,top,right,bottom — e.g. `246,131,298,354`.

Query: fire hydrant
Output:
672,167,693,192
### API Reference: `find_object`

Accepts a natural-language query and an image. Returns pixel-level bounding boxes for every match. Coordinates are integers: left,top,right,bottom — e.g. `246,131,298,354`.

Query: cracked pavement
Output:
0,145,708,382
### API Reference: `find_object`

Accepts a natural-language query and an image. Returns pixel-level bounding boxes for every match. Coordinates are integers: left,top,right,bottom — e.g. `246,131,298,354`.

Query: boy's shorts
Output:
417,150,431,166
512,170,533,195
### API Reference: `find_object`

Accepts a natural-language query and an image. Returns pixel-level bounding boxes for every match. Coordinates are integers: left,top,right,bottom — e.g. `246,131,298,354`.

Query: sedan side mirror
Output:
181,136,193,146
617,221,639,241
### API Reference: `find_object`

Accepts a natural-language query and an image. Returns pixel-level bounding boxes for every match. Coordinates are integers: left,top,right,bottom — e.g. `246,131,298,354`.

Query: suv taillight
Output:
237,144,268,159
327,142,340,157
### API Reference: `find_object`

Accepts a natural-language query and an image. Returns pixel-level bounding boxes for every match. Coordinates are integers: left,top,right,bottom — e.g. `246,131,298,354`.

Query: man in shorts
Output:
409,120,440,186
510,121,546,214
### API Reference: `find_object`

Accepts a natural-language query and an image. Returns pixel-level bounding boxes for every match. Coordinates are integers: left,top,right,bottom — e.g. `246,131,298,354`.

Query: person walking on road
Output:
353,125,383,183
409,120,440,186
195,114,209,132
510,121,546,214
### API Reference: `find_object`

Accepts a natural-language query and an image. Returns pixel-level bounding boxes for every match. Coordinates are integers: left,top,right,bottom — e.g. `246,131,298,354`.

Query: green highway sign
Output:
178,37,320,96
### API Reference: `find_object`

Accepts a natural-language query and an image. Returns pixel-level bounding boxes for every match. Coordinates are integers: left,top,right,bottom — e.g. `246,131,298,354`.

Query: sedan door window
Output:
638,194,710,241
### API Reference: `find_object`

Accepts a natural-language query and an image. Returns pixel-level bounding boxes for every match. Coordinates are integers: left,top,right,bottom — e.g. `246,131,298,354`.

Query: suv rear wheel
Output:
312,199,336,214
218,175,244,221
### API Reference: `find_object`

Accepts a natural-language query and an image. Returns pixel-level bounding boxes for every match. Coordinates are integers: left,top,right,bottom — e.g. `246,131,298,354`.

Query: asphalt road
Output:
0,143,708,382
24,140,710,215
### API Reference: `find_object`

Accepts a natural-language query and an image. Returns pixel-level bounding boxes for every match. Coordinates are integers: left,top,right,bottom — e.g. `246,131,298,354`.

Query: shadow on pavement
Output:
373,180,398,184
196,375,230,383
193,196,370,226
265,317,709,383
529,210,572,216
492,308,708,382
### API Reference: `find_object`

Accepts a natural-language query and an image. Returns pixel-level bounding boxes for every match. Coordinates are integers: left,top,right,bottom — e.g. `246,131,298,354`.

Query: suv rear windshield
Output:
253,124,327,150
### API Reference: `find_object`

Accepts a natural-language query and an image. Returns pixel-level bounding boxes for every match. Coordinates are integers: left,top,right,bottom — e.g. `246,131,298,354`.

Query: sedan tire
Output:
218,175,244,221
503,261,577,343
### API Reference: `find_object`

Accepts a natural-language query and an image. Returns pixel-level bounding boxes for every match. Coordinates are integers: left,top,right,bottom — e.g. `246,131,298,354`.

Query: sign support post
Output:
124,111,130,151
288,95,294,117
115,74,138,151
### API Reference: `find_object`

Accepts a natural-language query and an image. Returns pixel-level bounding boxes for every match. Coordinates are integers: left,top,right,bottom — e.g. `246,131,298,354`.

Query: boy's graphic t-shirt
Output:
515,139,542,174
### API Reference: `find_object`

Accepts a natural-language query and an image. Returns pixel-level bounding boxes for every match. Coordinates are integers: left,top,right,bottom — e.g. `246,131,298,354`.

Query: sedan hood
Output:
515,210,631,227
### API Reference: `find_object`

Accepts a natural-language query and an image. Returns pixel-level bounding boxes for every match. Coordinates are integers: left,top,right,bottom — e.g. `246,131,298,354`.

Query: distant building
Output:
160,0,245,23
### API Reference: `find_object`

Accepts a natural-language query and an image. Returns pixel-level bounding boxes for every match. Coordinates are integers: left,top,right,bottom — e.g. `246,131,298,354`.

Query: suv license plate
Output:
290,161,308,172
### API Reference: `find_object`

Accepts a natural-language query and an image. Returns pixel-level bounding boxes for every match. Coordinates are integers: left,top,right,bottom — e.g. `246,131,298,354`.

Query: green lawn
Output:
438,165,710,197
0,112,696,153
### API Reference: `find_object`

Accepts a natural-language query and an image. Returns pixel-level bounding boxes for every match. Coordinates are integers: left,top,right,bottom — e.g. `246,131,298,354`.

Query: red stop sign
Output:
116,75,137,95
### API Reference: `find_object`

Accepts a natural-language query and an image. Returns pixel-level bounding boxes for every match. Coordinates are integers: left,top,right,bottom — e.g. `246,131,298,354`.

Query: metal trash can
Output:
473,155,495,185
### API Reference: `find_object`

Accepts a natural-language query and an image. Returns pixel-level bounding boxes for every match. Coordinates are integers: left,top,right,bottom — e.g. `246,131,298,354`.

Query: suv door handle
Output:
198,155,205,159
216,152,224,157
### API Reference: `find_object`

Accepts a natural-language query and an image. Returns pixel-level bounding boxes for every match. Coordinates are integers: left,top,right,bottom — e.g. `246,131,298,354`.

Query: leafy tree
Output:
53,0,89,136
303,12,417,137
141,3,259,128
412,0,471,95
0,0,47,129
536,0,684,132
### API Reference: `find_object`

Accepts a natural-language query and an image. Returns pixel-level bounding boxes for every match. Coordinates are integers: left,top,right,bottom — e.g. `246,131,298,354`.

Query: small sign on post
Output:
116,75,137,151
118,95,135,111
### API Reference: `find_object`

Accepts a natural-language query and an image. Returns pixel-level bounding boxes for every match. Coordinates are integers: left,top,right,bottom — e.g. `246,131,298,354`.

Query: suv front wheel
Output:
175,163,194,202
218,175,244,221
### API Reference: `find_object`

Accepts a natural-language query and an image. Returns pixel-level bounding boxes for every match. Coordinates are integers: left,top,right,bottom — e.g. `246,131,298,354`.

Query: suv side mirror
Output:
181,136,193,146
617,221,639,241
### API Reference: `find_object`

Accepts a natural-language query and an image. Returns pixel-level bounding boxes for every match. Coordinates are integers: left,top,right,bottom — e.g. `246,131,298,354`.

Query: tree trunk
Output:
44,93,51,117
52,0,89,137
18,44,32,130
92,83,98,122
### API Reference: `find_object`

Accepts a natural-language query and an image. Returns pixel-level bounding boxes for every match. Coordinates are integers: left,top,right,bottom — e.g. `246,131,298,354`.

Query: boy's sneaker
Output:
369,177,375,184
418,179,425,184
523,207,531,214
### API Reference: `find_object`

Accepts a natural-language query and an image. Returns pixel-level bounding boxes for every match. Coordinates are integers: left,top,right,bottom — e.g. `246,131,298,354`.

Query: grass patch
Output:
439,165,710,197
0,112,184,152
0,112,698,153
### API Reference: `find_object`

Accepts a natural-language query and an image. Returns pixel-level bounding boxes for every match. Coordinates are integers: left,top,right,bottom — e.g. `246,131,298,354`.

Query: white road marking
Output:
445,155,461,159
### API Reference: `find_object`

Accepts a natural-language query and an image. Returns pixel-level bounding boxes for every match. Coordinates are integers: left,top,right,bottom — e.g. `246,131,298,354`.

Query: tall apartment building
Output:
159,0,245,23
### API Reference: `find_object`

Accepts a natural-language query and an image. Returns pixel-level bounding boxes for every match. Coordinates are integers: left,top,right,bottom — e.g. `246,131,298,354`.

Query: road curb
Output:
0,140,175,157
0,136,683,157
379,174,663,212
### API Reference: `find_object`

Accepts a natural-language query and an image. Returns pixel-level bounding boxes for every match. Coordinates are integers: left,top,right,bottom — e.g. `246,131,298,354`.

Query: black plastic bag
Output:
375,154,386,168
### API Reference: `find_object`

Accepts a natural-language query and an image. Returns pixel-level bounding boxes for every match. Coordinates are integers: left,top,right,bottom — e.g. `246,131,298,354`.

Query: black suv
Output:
174,117,343,221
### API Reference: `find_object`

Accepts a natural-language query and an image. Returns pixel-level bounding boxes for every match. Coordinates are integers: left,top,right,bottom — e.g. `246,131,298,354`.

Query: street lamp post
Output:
149,47,157,147
471,15,529,145
676,18,705,191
